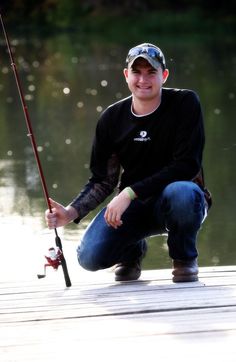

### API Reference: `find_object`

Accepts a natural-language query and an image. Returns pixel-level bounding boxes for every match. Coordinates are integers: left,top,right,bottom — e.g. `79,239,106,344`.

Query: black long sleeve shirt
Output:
71,88,205,223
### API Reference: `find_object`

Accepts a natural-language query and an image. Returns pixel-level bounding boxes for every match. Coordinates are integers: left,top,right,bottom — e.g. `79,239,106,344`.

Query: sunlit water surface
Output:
0,31,236,280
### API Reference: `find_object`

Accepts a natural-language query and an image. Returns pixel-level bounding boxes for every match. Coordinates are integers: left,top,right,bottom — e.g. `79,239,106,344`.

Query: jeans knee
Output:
77,246,100,271
162,181,205,224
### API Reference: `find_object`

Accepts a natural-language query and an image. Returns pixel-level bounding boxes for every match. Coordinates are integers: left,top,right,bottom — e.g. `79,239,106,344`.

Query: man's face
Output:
123,58,169,102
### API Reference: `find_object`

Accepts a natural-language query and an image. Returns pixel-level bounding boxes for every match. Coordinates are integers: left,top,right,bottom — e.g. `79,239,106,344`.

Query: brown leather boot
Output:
115,261,141,282
172,258,198,283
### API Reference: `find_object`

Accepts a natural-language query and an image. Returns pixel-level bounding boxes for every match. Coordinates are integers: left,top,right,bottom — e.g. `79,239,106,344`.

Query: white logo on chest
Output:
133,130,151,142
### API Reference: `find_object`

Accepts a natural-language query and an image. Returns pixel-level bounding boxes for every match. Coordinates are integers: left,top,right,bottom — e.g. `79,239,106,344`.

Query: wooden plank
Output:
1,265,236,292
0,266,236,362
1,270,236,323
1,308,236,361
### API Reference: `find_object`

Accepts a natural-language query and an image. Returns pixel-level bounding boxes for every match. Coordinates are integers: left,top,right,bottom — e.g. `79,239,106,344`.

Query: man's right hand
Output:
45,198,78,229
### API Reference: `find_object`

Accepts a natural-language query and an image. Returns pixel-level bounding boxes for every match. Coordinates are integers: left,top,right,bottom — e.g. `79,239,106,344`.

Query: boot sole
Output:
115,271,141,282
172,274,199,283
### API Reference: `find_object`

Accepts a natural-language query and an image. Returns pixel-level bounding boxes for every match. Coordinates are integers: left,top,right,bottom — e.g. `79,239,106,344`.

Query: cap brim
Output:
128,54,162,70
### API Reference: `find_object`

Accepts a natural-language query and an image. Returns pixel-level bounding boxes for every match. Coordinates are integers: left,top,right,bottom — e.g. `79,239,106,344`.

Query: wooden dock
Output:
1,265,236,362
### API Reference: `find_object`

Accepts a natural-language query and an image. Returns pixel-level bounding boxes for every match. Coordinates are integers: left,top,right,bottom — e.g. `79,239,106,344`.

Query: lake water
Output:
0,30,235,279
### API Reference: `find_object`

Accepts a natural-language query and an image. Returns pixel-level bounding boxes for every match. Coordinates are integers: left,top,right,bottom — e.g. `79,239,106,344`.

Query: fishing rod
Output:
0,12,71,287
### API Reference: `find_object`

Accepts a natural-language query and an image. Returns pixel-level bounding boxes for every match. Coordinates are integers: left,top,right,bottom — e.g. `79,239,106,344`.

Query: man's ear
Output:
123,68,128,82
162,69,169,84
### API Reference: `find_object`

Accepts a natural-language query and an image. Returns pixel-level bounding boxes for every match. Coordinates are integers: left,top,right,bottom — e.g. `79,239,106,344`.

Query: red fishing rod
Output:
0,13,71,287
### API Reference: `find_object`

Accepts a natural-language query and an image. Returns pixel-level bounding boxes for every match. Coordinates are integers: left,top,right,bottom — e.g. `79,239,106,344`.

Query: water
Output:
0,31,236,278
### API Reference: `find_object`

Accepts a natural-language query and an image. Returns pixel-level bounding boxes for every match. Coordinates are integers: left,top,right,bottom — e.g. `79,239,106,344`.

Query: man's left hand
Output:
104,190,132,229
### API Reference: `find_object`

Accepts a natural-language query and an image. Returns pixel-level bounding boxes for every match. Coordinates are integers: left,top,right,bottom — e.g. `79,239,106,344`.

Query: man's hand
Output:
45,198,78,229
104,189,132,229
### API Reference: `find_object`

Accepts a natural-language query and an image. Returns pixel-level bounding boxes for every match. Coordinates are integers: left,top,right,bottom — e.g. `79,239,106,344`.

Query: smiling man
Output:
45,43,211,283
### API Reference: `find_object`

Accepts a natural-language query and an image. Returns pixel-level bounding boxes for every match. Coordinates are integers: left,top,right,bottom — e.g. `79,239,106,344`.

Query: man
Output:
45,43,211,283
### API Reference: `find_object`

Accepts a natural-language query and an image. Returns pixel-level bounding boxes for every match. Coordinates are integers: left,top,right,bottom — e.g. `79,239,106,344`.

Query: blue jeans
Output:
77,181,207,271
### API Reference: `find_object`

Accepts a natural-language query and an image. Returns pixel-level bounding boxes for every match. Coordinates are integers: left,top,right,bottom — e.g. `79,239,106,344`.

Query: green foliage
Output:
1,0,235,34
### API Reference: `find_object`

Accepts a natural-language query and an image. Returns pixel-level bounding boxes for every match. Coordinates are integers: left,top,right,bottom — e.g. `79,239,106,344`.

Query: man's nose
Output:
139,74,148,82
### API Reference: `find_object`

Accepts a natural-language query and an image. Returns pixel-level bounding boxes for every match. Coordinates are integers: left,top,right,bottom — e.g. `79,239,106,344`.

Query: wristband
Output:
124,187,137,200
